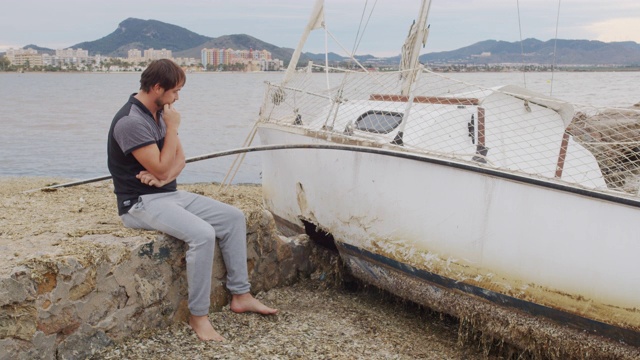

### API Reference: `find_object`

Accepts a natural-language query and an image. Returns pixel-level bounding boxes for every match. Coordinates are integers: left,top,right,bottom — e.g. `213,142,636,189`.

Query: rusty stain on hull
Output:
340,246,640,359
358,235,640,334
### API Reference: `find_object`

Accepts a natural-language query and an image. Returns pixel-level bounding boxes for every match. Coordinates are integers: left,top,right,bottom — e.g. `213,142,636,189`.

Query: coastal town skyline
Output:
1,0,640,57
2,46,283,72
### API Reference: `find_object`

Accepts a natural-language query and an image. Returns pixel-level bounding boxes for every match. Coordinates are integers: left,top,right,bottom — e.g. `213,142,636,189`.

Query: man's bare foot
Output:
189,314,225,342
230,293,278,315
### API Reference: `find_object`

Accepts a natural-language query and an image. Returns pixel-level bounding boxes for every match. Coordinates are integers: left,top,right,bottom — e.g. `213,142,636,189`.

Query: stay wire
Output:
351,0,378,56
516,0,527,88
550,0,562,96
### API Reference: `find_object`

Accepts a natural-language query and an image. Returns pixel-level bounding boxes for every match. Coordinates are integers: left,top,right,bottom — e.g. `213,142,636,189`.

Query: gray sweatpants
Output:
120,190,251,316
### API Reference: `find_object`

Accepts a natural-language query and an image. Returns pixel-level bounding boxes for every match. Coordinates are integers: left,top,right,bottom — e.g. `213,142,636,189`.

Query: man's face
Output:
154,83,183,108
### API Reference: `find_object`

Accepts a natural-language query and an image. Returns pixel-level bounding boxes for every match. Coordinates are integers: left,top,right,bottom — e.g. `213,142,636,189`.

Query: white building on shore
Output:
4,48,42,67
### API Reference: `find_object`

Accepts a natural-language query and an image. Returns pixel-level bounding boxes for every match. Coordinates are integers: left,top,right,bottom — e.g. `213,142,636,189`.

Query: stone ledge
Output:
0,180,329,360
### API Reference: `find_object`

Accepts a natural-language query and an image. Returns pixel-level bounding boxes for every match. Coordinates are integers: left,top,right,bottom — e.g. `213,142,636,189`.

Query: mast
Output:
400,0,432,96
393,0,432,145
282,0,325,86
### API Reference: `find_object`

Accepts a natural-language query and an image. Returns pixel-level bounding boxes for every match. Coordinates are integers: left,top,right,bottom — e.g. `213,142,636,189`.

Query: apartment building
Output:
5,48,42,66
52,48,90,66
201,48,280,71
143,48,172,61
56,48,89,59
128,49,142,59
201,48,228,67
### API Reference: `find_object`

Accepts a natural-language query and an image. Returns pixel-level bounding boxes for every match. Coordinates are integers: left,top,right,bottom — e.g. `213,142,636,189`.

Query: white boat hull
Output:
258,123,640,347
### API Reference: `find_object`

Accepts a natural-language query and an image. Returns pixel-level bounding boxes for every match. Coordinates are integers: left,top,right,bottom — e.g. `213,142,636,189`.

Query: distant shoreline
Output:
0,70,278,75
2,67,640,74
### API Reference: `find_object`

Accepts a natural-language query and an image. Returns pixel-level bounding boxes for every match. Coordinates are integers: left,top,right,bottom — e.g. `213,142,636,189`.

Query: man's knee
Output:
190,225,216,248
229,206,245,223
227,207,247,231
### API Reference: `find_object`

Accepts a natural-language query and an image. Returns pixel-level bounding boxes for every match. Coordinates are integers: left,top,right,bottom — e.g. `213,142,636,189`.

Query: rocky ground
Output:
1,177,505,360
91,282,498,360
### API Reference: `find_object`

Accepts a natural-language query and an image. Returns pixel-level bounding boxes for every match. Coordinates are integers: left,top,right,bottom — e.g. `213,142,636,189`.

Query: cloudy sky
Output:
1,0,639,56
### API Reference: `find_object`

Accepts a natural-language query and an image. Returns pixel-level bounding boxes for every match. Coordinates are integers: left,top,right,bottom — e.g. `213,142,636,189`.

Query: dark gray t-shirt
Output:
113,103,166,154
107,94,177,215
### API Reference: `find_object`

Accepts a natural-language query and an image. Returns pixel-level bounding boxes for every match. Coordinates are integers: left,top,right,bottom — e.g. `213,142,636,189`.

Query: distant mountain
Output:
67,18,302,65
305,38,640,66
304,52,352,63
420,38,640,66
72,18,212,57
10,18,640,67
21,44,55,55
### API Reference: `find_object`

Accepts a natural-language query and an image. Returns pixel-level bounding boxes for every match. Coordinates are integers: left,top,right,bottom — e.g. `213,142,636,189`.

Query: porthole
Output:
354,110,403,134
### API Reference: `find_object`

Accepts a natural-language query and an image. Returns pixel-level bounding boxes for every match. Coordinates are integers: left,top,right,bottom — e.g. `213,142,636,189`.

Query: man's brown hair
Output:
139,59,186,92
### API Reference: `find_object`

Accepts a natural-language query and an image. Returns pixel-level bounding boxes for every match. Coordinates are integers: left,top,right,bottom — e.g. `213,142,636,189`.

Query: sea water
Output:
1,71,638,184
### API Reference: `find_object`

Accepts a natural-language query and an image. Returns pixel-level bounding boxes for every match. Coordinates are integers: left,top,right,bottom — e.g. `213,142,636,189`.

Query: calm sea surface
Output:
1,71,639,184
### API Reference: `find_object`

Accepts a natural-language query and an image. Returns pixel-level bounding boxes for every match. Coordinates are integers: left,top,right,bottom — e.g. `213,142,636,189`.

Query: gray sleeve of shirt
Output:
113,116,157,155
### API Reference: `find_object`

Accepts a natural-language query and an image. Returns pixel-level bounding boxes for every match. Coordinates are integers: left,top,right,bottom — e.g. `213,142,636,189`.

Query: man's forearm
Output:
159,139,185,182
163,158,185,183
157,127,180,171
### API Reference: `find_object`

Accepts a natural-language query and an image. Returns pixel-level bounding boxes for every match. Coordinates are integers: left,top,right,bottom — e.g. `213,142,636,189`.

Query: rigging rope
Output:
351,0,378,57
550,0,562,96
518,0,562,95
516,0,527,88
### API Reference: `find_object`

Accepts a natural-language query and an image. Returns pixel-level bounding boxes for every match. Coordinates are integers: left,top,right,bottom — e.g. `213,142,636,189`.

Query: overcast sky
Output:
1,0,639,57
